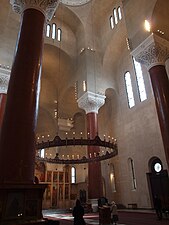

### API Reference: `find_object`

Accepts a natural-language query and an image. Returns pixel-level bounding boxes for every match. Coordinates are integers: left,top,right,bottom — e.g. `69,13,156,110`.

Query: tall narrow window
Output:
133,57,147,102
117,6,122,20
128,158,137,190
40,149,45,158
46,24,51,37
52,23,56,39
113,8,118,25
57,28,62,42
124,72,135,108
83,80,87,92
71,166,76,184
110,15,114,29
110,163,116,192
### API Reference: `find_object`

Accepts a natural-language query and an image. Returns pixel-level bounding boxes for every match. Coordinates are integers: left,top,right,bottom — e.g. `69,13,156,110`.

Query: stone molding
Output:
0,68,10,94
10,0,60,21
61,0,91,6
77,91,106,114
131,33,169,70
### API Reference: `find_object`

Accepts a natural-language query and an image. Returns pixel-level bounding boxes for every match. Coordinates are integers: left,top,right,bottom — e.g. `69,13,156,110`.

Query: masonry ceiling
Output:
0,0,167,139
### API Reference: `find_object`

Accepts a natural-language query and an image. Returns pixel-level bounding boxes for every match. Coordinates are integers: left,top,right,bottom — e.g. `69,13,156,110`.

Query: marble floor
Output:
43,209,169,225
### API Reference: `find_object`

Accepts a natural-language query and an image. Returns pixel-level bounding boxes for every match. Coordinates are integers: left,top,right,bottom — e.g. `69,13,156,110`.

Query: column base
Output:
0,183,47,225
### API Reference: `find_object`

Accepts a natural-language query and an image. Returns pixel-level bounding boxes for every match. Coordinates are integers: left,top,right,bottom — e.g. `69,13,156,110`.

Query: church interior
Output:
0,0,169,224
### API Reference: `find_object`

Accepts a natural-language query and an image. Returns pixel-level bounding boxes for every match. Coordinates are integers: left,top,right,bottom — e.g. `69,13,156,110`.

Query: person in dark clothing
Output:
72,199,86,225
154,196,162,220
110,201,119,225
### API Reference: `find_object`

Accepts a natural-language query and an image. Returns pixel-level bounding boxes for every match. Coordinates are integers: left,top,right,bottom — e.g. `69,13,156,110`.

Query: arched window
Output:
113,8,118,25
149,157,163,174
117,6,122,20
71,166,76,184
124,72,135,108
110,163,116,192
40,149,45,158
110,15,114,29
52,23,56,39
46,24,51,37
57,28,62,42
133,57,147,102
128,158,137,190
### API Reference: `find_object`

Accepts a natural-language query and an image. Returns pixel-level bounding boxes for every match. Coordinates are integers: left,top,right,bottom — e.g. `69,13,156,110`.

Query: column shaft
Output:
0,9,45,184
149,65,169,167
87,112,103,199
0,94,7,127
87,112,98,139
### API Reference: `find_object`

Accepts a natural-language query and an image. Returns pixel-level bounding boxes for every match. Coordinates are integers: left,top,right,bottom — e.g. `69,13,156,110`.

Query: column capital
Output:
10,0,60,21
131,33,169,70
0,67,10,94
77,91,106,114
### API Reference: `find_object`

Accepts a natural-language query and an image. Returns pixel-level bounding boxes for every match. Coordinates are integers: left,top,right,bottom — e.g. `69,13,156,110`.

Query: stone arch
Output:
151,0,169,38
148,156,163,173
59,86,79,118
99,88,119,136
73,112,86,138
36,106,57,137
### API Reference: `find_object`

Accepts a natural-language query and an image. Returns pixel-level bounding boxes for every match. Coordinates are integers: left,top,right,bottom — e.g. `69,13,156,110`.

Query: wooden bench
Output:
128,203,137,209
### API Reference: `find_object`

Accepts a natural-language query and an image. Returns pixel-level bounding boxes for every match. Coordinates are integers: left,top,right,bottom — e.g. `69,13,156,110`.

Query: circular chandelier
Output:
36,135,118,164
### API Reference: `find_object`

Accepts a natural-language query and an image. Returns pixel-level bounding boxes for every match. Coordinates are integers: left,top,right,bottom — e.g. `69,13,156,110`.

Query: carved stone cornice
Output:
10,0,60,21
0,67,10,94
77,91,106,114
131,33,169,70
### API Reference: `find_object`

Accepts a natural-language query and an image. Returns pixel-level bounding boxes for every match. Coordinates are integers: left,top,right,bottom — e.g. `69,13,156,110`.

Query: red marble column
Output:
149,65,169,167
87,112,103,199
78,92,105,200
132,34,169,169
0,8,45,184
0,94,7,127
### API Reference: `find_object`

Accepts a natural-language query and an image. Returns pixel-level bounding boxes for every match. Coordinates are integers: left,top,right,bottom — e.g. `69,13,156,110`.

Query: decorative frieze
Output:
77,91,106,114
0,67,10,94
10,0,60,21
131,33,169,70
